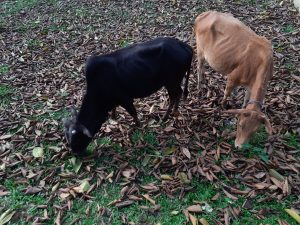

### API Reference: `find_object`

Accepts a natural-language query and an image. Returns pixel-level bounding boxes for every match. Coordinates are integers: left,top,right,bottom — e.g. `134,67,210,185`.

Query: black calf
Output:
63,37,193,155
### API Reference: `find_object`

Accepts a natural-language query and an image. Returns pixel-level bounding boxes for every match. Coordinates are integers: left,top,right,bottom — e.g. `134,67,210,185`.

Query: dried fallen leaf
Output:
142,194,156,205
163,146,177,155
160,174,173,180
181,147,191,159
199,218,210,225
115,200,134,208
0,190,10,197
189,213,198,225
171,210,180,215
187,205,202,213
24,186,42,195
0,209,15,225
32,147,44,158
73,180,90,193
285,209,300,223
178,172,190,184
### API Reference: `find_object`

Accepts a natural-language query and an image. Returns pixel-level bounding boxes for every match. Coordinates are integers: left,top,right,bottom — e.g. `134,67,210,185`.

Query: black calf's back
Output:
86,38,192,98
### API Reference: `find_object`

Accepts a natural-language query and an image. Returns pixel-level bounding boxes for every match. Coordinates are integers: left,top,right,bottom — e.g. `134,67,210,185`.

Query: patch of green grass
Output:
0,64,9,74
2,179,47,218
118,39,131,48
49,108,68,121
240,127,270,162
1,0,58,16
285,133,300,157
285,62,294,70
0,84,13,107
1,0,39,16
144,132,159,146
282,24,295,33
286,133,300,149
31,178,297,225
131,130,143,144
26,38,42,50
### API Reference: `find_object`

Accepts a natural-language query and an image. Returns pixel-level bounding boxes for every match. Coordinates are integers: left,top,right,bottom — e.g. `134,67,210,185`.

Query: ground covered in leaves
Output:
0,0,300,224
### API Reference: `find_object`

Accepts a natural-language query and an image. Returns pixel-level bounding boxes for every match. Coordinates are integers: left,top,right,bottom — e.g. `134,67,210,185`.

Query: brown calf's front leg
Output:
221,80,235,109
196,49,205,91
242,88,251,108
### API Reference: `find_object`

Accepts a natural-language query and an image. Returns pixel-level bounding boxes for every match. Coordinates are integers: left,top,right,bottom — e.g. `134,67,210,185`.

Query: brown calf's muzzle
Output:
224,109,272,149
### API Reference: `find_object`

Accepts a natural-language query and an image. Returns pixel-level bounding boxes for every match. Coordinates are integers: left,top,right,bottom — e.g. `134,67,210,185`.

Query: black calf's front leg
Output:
121,101,141,126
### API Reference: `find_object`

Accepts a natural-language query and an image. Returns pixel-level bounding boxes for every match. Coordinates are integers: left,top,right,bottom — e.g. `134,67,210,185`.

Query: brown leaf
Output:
142,194,156,205
24,186,42,195
181,147,191,159
187,205,202,213
115,200,134,208
223,189,238,200
0,190,10,196
189,213,198,225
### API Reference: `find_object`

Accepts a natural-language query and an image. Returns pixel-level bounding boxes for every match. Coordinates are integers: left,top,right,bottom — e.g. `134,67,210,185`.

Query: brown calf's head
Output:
225,109,272,148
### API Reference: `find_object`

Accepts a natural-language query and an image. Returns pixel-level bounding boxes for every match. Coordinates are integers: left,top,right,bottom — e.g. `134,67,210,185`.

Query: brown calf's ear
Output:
223,109,247,115
260,114,272,135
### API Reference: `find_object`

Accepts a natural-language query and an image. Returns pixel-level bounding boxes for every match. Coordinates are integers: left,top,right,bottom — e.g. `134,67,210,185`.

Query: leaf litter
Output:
0,0,300,224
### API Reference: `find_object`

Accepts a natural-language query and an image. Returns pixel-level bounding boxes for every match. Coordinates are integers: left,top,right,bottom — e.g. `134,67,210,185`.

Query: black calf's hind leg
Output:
163,86,182,121
162,99,175,121
172,87,182,116
111,107,117,120
121,101,141,126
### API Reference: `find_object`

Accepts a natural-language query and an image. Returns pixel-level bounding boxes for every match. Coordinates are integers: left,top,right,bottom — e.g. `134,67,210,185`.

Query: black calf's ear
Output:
70,106,78,118
80,125,92,138
62,118,71,128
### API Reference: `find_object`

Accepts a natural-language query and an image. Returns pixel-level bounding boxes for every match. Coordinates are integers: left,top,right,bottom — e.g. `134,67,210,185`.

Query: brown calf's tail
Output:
182,26,196,101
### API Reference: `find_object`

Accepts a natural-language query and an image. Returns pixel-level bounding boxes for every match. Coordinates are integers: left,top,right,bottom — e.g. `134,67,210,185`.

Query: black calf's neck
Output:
76,93,115,136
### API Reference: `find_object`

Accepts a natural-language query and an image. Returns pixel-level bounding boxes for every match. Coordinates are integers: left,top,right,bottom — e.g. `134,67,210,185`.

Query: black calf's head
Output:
63,107,92,155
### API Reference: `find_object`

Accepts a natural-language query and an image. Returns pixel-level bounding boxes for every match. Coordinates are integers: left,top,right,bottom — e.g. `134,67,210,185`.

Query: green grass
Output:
282,24,295,33
286,133,300,149
1,180,47,221
26,38,42,50
0,84,13,107
1,0,39,16
0,64,9,74
1,0,58,16
2,176,297,225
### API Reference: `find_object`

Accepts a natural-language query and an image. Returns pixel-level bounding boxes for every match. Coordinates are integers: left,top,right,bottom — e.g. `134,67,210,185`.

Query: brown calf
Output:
194,11,273,148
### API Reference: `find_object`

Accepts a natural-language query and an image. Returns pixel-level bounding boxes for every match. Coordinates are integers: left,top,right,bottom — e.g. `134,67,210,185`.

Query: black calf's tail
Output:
183,58,192,101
